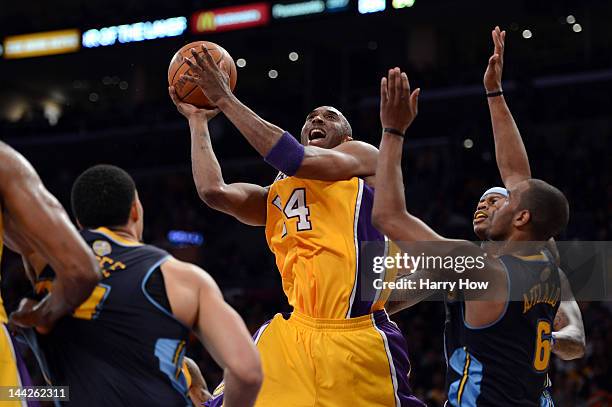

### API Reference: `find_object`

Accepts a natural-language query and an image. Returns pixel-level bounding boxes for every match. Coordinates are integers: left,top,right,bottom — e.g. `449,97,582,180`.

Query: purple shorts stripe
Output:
349,183,387,318
8,331,41,407
372,311,426,407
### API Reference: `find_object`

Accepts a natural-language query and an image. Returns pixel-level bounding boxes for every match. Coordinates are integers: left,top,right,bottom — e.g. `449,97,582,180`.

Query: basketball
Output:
168,41,237,109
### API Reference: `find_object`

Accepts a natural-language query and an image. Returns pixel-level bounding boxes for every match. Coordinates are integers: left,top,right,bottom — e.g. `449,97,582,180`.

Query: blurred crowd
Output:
2,50,611,407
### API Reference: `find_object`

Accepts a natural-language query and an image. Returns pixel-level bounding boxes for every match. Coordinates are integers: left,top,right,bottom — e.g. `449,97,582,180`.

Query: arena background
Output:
1,0,610,405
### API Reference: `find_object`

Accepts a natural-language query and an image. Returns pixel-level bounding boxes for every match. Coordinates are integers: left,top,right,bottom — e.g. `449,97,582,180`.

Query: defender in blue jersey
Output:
23,165,261,407
384,26,585,406
372,65,574,406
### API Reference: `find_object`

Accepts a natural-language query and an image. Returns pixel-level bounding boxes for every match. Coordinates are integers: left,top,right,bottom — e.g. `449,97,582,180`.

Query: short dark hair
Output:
71,164,136,228
518,179,569,240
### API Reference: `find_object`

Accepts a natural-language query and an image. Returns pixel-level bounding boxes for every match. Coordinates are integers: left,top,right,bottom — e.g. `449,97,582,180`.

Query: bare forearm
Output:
488,96,531,186
223,369,261,407
553,327,585,360
217,94,284,156
372,134,408,223
189,117,226,192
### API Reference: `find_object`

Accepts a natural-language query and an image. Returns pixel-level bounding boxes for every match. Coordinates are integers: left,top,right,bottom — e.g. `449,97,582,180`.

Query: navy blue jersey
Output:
444,249,561,407
35,227,192,407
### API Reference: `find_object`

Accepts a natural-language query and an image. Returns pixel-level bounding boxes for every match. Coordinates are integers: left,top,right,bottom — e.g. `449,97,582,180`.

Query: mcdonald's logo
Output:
197,12,216,32
191,3,270,33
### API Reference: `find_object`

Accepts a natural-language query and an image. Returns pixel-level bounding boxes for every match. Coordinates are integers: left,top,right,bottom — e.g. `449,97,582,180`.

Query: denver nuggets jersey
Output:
444,249,561,406
0,208,6,323
266,175,391,319
36,228,192,406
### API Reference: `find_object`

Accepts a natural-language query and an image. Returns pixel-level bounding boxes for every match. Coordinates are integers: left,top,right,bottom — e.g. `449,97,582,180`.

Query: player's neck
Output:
105,225,139,243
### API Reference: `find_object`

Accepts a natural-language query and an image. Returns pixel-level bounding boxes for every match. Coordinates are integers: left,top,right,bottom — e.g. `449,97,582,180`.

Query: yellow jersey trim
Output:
513,253,547,261
93,227,143,247
457,347,471,405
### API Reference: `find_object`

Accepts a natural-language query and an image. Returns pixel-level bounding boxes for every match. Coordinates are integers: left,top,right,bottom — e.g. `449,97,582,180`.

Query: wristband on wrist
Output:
486,90,504,98
383,127,405,137
264,131,305,176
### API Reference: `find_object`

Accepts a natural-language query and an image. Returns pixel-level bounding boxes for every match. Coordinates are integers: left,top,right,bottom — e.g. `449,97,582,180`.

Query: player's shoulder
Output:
0,141,36,181
160,256,216,288
334,140,379,154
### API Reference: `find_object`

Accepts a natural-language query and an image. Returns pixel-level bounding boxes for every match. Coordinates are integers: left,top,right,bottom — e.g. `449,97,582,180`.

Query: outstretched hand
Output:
169,85,219,122
484,26,506,92
179,45,232,107
380,67,420,135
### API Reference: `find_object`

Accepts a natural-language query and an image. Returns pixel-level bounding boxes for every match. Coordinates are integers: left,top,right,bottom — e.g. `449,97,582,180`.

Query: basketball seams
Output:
168,41,235,107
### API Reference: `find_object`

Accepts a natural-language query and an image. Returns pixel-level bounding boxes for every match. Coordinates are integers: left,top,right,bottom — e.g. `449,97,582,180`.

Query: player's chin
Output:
308,137,327,147
473,223,488,240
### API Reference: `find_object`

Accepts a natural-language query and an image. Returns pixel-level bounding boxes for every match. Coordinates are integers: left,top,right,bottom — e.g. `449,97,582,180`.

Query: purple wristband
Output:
264,131,305,176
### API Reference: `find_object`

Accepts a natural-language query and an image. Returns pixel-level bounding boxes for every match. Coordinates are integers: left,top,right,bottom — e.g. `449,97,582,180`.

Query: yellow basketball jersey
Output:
265,174,396,319
0,207,6,323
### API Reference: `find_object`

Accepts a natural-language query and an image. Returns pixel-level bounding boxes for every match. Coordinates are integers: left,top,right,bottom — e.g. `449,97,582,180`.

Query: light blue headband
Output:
480,187,508,201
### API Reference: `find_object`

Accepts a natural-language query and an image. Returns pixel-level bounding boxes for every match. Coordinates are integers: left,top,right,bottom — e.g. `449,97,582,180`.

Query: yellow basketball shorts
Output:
0,324,31,407
206,310,424,407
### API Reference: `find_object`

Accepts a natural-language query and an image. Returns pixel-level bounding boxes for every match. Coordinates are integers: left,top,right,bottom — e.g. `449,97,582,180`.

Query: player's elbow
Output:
226,352,263,391
372,211,402,240
197,185,228,210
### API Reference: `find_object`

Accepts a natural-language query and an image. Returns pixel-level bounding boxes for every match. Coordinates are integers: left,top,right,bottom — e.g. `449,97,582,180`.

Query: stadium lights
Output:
82,17,187,48
572,23,582,33
167,230,204,246
566,15,576,24
268,69,279,79
392,0,415,9
272,0,325,19
522,29,533,39
358,0,386,14
463,138,474,149
191,3,270,33
4,29,81,59
237,58,247,67
289,51,299,61
326,0,349,11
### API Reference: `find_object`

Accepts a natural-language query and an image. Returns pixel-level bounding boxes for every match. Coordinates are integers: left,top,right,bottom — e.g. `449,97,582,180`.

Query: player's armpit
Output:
198,182,268,226
295,140,378,181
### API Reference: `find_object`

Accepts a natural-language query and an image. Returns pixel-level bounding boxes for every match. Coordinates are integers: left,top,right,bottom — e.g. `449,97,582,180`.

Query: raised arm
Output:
170,87,268,226
179,48,378,181
552,269,586,360
484,26,531,188
370,68,438,242
161,258,262,407
0,142,100,331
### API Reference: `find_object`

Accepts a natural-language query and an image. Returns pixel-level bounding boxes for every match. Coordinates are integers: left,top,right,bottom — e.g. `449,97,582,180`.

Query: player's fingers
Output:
183,57,203,75
200,45,217,66
410,88,420,114
168,86,179,103
388,68,397,104
218,61,230,83
191,48,210,71
392,67,402,105
181,74,200,84
402,72,411,100
387,69,396,103
380,77,388,104
489,54,498,66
